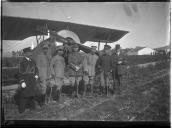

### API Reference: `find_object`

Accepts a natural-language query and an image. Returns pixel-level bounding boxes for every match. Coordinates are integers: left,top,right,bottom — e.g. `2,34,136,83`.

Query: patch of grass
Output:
3,62,170,121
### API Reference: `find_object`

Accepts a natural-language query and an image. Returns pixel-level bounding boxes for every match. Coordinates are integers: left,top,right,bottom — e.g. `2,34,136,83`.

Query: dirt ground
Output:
2,64,170,121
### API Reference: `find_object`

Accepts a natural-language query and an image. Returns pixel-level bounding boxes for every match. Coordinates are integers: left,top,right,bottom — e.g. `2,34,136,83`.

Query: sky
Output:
2,2,170,52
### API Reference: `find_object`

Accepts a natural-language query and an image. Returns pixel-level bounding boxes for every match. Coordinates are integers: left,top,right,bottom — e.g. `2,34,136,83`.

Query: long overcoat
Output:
18,57,39,97
83,53,99,77
35,53,51,81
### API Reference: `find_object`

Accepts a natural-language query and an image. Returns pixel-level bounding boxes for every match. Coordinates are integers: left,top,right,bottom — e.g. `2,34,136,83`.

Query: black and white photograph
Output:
1,1,171,126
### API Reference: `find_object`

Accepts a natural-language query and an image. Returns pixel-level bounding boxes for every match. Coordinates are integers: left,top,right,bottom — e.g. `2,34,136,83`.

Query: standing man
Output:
83,46,99,95
96,45,113,96
35,44,51,105
63,37,75,65
67,44,84,98
112,44,126,95
50,46,65,102
16,47,40,113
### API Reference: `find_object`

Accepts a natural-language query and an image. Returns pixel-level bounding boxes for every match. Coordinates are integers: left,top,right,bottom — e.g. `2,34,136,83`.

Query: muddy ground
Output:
2,63,170,122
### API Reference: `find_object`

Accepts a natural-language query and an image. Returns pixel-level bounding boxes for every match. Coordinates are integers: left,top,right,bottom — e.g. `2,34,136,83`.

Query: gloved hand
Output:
35,75,39,79
21,81,26,88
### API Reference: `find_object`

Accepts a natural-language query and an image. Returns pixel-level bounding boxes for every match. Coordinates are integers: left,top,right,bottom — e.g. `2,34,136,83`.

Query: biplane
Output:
2,16,129,93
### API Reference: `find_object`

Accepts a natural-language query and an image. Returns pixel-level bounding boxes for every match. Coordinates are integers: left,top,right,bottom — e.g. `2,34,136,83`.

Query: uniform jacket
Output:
63,44,73,65
50,54,65,78
96,54,113,74
83,53,99,77
111,51,127,76
67,52,84,76
18,57,39,97
35,53,51,81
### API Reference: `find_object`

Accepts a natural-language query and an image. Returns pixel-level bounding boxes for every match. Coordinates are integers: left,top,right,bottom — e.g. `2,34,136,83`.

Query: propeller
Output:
49,30,94,53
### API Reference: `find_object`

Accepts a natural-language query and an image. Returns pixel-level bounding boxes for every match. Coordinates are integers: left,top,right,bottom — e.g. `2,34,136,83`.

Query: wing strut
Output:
98,41,100,51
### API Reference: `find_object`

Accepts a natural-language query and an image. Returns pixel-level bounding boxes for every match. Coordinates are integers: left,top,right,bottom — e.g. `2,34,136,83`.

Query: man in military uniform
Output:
50,46,65,102
35,44,51,105
67,44,84,98
83,46,99,96
112,44,126,95
15,47,41,113
63,37,75,65
96,45,113,96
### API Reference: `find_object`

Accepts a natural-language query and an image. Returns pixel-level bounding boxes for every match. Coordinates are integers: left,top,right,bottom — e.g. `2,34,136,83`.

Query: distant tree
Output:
12,51,16,57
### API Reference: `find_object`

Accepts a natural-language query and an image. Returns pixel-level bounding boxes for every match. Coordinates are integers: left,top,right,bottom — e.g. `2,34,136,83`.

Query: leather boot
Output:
99,86,103,96
68,85,73,97
105,86,108,96
74,83,79,98
56,89,61,102
42,94,46,105
83,83,88,97
90,84,93,95
52,86,58,101
37,95,44,107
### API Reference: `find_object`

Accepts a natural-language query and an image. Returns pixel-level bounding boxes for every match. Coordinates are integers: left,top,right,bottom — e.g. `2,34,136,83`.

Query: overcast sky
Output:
2,2,170,52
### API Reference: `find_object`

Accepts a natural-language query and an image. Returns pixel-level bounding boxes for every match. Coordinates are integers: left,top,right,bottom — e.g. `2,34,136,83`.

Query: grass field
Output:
2,61,170,121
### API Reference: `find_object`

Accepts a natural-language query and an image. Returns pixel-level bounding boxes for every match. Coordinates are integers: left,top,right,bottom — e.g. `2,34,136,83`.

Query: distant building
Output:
154,45,170,55
127,46,156,55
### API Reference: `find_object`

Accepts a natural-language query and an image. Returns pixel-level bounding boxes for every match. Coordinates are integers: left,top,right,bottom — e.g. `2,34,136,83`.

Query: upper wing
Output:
2,16,129,43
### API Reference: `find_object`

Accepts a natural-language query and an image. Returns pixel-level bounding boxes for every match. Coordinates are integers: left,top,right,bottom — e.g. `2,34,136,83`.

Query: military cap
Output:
42,44,49,49
91,46,97,50
23,47,32,53
104,45,111,50
115,44,121,50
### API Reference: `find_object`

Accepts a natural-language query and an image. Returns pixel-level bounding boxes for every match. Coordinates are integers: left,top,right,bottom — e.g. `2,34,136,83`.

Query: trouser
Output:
40,79,47,95
18,96,36,113
113,74,123,94
54,77,63,90
84,76,95,85
51,87,61,102
69,76,82,86
51,77,63,102
100,72,110,87
100,71,111,95
37,79,47,105
83,75,95,94
69,76,82,97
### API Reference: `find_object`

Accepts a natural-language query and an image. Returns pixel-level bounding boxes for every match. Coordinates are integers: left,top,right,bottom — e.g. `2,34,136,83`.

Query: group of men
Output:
14,38,126,113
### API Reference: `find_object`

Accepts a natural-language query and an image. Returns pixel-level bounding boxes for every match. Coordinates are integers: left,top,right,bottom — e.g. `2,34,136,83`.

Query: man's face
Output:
25,52,32,58
104,49,111,55
91,49,96,54
73,47,79,52
58,49,64,55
